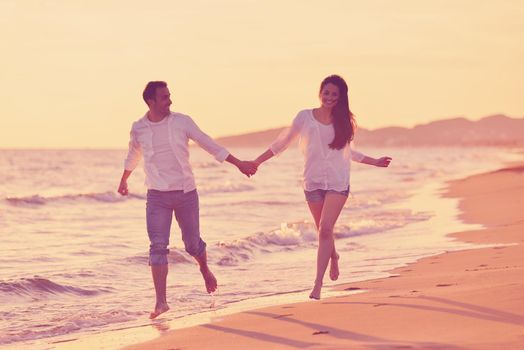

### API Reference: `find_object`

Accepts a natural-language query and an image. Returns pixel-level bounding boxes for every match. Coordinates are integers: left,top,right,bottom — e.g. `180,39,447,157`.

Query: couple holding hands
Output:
118,75,391,319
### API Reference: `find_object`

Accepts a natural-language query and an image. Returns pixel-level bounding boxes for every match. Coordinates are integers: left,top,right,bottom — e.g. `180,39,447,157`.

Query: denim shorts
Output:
304,187,350,203
146,189,206,265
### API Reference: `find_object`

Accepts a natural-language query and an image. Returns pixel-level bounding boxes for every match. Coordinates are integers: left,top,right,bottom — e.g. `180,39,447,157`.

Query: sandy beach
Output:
123,162,524,350
3,2,523,349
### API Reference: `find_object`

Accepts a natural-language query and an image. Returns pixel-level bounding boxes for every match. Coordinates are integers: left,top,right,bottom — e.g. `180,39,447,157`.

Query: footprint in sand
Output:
273,314,293,319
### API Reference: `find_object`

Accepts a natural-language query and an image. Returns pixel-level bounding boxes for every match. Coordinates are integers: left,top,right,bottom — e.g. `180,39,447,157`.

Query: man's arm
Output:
118,170,133,195
185,117,257,176
119,125,142,196
186,117,230,162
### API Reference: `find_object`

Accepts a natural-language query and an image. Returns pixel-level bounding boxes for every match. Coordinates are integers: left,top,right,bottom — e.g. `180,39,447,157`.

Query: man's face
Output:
150,86,172,116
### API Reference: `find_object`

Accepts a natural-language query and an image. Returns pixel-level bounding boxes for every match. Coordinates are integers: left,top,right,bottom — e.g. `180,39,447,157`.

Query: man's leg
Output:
193,250,217,293
150,264,169,318
174,190,217,293
146,190,173,319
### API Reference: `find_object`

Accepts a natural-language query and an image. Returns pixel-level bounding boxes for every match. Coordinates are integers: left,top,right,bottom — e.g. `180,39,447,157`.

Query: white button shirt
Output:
270,109,366,192
124,112,230,192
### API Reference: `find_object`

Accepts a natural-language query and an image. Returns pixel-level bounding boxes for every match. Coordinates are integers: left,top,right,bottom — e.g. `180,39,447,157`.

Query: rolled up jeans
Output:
146,189,206,265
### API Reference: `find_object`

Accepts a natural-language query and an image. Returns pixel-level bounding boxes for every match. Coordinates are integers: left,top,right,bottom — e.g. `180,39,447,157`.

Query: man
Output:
118,81,257,319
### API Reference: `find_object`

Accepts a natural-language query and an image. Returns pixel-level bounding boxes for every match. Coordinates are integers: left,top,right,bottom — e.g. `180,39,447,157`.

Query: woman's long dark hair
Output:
320,75,356,150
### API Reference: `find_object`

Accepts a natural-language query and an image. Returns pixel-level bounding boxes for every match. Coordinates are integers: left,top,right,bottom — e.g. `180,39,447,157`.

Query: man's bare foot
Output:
329,253,340,281
309,283,322,300
149,302,170,319
201,268,217,293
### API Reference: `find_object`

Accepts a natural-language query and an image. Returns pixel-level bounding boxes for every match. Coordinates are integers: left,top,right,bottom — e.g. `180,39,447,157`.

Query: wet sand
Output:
123,164,524,349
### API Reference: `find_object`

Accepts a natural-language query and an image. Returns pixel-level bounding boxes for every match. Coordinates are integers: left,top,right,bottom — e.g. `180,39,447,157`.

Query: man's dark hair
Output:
143,81,167,105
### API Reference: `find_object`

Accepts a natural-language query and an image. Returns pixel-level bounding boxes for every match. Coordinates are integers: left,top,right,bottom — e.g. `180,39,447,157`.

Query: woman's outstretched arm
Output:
253,113,304,167
254,149,275,166
358,155,392,167
351,143,392,167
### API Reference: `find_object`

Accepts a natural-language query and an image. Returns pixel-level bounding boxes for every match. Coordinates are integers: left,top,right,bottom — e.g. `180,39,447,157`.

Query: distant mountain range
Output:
216,114,524,147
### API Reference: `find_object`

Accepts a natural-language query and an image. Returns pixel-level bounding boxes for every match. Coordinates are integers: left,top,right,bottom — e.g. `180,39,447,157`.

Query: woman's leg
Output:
309,193,347,299
307,201,340,281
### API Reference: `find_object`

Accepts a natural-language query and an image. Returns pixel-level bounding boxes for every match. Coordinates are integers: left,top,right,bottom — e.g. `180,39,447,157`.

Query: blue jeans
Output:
146,189,206,265
304,187,350,203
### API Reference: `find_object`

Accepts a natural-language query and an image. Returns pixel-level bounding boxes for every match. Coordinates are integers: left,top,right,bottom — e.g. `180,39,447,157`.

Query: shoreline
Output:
120,162,524,349
13,158,522,350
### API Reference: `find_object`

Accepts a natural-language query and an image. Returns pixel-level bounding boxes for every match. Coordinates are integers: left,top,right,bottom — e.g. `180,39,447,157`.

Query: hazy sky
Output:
1,0,523,148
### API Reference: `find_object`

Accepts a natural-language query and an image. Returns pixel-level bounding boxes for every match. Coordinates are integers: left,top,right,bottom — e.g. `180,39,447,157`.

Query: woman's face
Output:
319,83,340,109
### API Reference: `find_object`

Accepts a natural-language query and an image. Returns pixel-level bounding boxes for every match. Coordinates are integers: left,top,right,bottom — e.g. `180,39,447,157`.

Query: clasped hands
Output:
236,160,259,177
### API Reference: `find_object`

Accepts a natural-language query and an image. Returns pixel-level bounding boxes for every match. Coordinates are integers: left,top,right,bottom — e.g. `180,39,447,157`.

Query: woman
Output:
253,75,392,299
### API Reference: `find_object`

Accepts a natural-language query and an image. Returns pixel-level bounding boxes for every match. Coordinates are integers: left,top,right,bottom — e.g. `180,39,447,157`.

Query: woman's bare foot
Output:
329,253,340,281
149,302,170,319
200,268,217,293
309,283,322,300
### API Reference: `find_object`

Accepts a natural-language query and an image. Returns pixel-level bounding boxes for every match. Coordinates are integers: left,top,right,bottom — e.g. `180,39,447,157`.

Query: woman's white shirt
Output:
270,109,365,192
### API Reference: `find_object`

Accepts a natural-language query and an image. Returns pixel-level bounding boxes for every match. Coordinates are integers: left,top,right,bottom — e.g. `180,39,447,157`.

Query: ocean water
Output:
0,146,521,349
